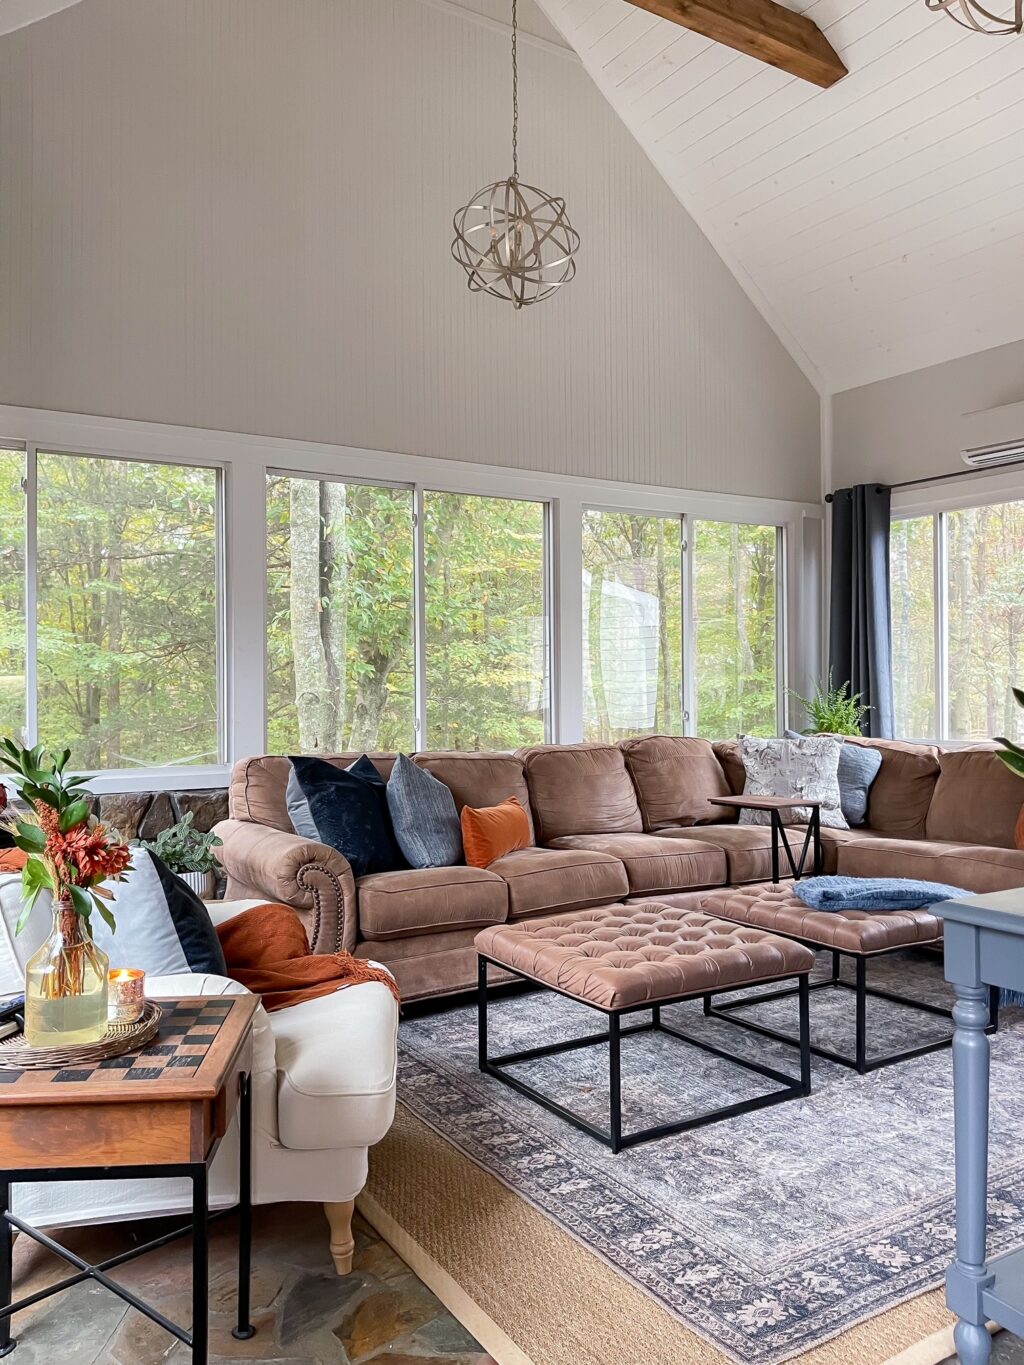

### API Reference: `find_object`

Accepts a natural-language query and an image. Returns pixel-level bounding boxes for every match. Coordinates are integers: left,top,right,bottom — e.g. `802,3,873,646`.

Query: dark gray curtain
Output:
828,484,894,739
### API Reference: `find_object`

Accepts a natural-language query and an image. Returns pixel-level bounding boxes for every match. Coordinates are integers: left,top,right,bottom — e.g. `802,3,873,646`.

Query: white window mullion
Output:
225,459,266,762
553,491,583,743
412,486,428,750
775,524,789,735
23,443,38,747
681,514,695,736
934,511,949,743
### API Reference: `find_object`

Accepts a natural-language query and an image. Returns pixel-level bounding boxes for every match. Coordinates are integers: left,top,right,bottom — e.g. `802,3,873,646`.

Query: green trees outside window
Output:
0,450,25,743
693,521,778,739
891,515,935,740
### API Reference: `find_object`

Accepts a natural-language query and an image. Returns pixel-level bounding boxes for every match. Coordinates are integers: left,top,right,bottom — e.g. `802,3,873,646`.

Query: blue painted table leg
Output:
948,981,993,1365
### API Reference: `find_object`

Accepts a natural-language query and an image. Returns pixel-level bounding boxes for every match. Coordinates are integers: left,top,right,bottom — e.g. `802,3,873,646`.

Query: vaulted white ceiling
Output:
532,0,1024,393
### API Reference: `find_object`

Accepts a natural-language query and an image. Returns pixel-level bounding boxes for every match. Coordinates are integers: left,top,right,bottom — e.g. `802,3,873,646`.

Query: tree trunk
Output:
289,480,340,751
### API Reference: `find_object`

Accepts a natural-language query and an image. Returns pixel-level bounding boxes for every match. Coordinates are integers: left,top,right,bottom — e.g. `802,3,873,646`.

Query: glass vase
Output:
24,897,109,1047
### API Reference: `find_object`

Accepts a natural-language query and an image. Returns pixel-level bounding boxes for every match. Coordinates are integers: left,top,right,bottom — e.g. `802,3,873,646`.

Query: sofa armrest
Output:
213,819,358,954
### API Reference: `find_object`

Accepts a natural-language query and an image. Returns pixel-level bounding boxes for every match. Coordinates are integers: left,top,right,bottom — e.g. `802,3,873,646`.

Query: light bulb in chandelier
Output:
451,0,579,308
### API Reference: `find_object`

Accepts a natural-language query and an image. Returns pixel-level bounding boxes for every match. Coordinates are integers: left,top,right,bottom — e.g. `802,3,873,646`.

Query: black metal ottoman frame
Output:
478,956,811,1153
705,947,1001,1074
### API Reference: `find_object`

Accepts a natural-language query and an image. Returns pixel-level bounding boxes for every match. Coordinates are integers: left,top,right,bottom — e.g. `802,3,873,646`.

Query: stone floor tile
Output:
412,1311,484,1354
279,1268,367,1344
334,1278,443,1362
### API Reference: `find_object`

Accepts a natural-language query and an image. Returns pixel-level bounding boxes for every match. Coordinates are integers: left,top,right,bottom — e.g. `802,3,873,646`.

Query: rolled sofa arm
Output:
212,819,358,955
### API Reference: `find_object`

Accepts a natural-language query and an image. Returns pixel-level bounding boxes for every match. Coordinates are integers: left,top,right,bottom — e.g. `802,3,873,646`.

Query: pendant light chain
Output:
511,0,519,182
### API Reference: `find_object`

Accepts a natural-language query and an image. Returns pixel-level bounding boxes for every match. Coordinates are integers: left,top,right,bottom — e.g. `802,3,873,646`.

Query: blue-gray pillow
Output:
286,764,319,840
785,731,882,826
289,754,405,879
795,875,967,911
386,754,463,869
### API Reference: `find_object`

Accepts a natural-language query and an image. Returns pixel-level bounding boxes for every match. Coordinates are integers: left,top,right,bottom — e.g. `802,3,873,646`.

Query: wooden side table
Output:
708,795,823,883
0,994,259,1362
940,891,1024,1365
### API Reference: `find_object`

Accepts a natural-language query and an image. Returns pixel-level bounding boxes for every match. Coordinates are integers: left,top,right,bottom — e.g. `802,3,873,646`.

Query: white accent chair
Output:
0,886,399,1273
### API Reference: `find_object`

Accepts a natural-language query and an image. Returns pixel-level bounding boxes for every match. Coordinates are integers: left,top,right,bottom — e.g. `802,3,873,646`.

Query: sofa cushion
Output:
272,975,398,1151
620,735,732,829
518,744,643,841
488,846,628,918
836,837,1024,895
712,742,745,804
230,753,396,832
414,752,534,842
386,753,463,868
548,833,725,895
927,746,1024,848
356,865,508,941
291,754,405,879
844,738,939,838
658,823,884,879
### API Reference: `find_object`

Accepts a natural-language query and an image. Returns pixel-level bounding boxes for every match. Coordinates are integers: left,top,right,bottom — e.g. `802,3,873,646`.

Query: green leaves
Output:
0,736,95,817
17,858,54,933
994,738,1024,779
59,799,91,833
13,820,46,853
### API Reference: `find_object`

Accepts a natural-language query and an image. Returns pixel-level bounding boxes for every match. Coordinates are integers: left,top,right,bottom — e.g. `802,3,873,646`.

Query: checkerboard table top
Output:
0,996,259,1104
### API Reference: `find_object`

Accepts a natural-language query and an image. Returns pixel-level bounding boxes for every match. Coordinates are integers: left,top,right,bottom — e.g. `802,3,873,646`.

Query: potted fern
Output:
994,687,1024,850
789,670,869,736
136,812,222,900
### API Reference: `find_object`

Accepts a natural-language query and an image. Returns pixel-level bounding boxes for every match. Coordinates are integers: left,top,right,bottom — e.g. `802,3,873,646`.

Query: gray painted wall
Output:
0,0,820,500
832,337,1024,490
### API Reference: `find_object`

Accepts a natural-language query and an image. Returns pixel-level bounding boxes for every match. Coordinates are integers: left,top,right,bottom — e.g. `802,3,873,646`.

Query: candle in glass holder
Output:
108,968,145,1025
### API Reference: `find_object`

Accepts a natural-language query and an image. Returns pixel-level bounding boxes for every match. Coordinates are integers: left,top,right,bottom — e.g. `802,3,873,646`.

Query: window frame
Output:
11,441,227,787
0,405,821,789
891,470,1024,744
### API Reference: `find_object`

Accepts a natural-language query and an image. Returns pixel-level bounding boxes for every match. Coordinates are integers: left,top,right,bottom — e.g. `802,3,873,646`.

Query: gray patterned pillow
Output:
386,754,463,869
739,736,847,829
785,730,882,827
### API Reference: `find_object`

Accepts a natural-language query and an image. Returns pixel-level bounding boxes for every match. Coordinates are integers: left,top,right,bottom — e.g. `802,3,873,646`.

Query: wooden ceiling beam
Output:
625,0,847,88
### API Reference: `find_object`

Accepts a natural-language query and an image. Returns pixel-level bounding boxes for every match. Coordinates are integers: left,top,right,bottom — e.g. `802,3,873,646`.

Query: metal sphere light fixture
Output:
924,0,1021,33
451,0,579,308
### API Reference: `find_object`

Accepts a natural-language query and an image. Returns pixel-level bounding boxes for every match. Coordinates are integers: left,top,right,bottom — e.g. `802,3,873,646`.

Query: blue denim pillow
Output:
289,754,405,879
386,754,463,869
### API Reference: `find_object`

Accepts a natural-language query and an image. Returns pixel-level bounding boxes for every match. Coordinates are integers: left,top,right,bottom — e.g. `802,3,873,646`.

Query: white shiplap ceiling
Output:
531,0,1024,393
0,0,82,34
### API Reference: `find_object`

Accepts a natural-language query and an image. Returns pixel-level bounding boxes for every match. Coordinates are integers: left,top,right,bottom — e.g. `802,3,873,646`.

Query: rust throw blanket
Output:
216,902,400,1013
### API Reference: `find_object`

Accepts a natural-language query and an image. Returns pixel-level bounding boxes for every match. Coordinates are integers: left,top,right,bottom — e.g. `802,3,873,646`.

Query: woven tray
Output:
0,1000,162,1069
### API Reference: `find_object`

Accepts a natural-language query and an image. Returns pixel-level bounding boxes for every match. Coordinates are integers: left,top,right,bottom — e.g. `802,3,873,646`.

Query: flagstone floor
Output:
5,1203,492,1364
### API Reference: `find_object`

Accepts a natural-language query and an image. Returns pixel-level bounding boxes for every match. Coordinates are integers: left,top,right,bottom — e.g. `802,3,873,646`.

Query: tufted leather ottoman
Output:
474,901,814,1152
651,884,998,1074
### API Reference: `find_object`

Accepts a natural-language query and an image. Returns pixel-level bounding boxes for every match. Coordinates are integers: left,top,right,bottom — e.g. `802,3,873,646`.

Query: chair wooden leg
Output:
324,1200,355,1275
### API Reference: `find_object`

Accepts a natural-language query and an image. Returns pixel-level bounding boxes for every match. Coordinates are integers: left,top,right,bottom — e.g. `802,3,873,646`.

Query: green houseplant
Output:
136,811,222,900
789,670,869,737
0,739,133,1046
994,686,1024,850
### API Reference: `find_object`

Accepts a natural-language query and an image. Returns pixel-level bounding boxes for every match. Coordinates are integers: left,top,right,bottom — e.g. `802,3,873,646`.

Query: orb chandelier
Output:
451,0,579,309
924,0,1021,33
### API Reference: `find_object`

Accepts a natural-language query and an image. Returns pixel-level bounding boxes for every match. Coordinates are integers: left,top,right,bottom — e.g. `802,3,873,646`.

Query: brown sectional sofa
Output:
213,736,1024,1002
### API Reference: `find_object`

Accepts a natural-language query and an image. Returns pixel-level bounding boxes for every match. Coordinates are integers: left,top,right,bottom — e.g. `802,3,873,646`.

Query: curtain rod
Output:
824,464,1000,504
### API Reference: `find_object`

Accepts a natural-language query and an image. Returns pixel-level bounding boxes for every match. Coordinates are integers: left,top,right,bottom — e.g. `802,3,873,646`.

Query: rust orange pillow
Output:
461,796,531,868
0,849,27,874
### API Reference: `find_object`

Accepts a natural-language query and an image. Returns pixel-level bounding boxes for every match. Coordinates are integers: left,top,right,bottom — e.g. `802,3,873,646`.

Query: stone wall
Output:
90,790,229,839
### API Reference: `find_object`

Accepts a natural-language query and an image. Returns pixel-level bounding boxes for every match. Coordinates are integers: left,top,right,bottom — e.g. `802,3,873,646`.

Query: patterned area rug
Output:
399,952,1024,1365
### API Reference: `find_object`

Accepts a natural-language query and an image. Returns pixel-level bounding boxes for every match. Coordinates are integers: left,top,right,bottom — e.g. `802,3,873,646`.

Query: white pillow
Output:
739,735,848,829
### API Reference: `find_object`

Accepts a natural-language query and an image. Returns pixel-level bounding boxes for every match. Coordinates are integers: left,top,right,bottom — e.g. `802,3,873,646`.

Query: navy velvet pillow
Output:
289,754,405,879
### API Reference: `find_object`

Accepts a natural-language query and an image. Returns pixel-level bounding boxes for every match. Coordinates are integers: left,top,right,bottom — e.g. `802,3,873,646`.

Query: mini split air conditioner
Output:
960,400,1024,470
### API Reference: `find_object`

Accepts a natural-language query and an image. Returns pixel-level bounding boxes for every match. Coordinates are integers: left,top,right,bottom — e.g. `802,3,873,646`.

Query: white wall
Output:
0,0,820,500
832,337,1024,491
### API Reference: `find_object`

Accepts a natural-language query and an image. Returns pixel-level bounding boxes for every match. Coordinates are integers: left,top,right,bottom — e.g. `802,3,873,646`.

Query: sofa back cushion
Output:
414,752,534,842
927,745,1024,848
620,736,731,829
518,743,642,841
844,738,940,838
229,753,396,832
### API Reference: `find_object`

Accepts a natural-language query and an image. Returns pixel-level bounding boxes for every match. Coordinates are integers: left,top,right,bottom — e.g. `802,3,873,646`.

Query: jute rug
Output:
361,954,1022,1365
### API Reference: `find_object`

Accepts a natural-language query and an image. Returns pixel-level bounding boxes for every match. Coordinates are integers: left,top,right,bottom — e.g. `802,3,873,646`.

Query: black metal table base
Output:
0,1073,254,1361
478,956,812,1153
769,806,822,883
705,951,1001,1074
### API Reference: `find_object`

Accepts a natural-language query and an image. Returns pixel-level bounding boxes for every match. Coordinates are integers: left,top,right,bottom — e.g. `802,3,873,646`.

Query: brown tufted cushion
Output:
475,902,814,1010
658,884,944,954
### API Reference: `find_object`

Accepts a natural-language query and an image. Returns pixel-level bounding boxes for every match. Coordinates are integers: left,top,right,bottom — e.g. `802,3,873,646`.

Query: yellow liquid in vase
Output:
24,907,109,1047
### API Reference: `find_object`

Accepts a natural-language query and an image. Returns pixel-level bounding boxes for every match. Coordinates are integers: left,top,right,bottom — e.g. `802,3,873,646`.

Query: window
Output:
0,449,26,743
891,498,1024,743
693,521,778,738
890,516,935,740
32,453,220,768
582,510,683,742
423,492,548,750
266,477,416,753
